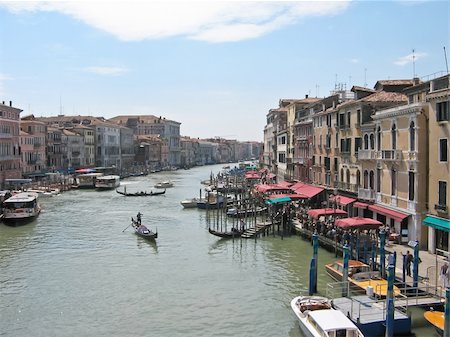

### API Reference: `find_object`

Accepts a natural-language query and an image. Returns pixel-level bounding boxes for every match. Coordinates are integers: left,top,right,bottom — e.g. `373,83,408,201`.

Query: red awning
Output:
329,195,356,206
335,217,383,230
245,172,261,179
269,193,308,200
290,182,306,190
277,181,293,188
255,184,291,193
292,184,324,199
307,208,348,219
354,202,369,209
368,204,409,222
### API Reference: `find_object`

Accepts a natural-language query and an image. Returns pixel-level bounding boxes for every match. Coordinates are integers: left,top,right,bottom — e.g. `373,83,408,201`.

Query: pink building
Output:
20,115,47,175
0,101,22,187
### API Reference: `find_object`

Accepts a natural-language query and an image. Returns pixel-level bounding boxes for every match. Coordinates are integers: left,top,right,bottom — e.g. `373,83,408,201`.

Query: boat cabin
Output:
307,310,363,337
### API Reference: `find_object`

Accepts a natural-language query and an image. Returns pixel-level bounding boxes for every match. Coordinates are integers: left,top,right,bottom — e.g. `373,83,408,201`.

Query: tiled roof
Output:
351,86,375,93
375,79,415,86
360,91,407,103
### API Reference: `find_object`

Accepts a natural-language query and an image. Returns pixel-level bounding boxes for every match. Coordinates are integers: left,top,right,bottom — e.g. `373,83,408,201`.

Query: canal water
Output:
0,164,435,336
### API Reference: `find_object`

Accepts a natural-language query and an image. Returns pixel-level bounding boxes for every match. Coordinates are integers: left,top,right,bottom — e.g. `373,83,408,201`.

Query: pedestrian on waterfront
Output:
405,250,413,276
440,262,448,288
240,219,245,231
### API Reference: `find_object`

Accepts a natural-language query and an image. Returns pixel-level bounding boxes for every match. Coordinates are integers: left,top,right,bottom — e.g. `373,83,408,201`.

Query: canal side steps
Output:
241,222,272,239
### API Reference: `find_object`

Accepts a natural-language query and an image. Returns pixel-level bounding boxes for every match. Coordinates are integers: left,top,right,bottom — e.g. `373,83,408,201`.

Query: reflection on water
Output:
0,164,434,337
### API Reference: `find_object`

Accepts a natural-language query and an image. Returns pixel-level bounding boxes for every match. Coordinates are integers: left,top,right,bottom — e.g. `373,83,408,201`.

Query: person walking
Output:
440,262,448,288
405,250,413,276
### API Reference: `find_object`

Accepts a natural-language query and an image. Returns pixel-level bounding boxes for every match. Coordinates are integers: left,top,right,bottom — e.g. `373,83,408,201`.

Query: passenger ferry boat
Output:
2,192,41,225
77,173,103,188
95,175,121,190
291,295,364,337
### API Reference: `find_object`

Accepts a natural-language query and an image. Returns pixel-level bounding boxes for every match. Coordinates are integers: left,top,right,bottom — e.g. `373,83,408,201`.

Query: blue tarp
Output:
265,196,292,205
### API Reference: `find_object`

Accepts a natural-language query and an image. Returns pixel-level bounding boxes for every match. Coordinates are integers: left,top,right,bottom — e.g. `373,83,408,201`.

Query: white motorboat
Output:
291,295,364,337
2,192,41,225
95,175,121,190
180,198,200,208
155,181,174,189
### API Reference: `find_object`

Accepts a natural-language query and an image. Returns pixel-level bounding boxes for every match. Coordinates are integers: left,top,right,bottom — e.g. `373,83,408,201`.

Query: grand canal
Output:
1,164,434,336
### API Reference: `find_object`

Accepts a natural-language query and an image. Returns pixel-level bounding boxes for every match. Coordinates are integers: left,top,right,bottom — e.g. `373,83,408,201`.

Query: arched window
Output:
364,134,369,150
364,170,369,189
391,168,396,196
391,123,397,150
370,134,375,150
409,121,415,151
377,127,382,151
346,169,350,183
369,170,374,189
340,168,344,182
356,170,361,187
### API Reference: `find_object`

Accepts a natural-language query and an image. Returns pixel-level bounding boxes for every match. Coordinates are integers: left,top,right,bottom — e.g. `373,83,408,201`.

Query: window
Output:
391,124,397,150
364,134,369,150
369,171,374,189
391,169,397,196
436,101,449,122
440,139,448,162
377,127,381,151
438,181,447,206
370,133,375,150
409,121,415,151
409,171,415,201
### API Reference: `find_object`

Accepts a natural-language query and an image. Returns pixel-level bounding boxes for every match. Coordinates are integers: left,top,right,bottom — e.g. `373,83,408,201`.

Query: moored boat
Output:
424,310,444,336
2,192,41,225
95,175,120,190
208,227,243,239
291,295,364,337
325,260,401,298
180,198,200,208
116,186,165,196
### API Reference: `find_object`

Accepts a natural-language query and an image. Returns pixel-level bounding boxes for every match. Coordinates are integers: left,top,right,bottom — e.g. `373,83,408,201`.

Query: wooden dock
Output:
241,221,275,239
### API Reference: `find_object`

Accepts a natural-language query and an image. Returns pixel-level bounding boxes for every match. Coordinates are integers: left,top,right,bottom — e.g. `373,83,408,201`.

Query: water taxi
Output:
154,181,173,189
180,198,200,208
291,295,364,337
95,175,121,190
325,260,400,298
2,192,41,225
77,172,103,188
424,310,444,336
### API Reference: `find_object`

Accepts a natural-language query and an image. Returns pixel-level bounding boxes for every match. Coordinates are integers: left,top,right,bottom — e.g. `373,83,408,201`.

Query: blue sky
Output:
0,1,448,141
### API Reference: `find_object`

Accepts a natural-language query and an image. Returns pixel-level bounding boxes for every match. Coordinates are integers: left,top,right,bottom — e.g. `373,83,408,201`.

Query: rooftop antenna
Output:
412,48,416,78
59,95,63,115
444,46,449,74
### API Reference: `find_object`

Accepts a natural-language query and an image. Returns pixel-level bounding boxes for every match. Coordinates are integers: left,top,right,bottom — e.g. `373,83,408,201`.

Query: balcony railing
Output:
358,188,375,201
334,181,359,193
407,151,418,161
293,157,306,165
380,150,402,161
358,149,376,160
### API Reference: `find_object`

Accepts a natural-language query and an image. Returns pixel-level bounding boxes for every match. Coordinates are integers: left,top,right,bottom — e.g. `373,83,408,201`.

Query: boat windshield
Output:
4,201,36,209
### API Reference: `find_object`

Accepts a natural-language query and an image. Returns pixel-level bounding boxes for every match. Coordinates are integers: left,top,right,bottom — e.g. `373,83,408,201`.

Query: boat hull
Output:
208,227,242,239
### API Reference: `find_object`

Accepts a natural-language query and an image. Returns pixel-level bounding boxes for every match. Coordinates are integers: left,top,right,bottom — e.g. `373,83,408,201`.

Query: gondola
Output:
116,188,165,196
208,227,243,239
131,218,158,240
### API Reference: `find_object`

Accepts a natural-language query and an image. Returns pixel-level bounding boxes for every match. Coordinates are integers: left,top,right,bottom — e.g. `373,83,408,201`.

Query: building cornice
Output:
372,102,426,120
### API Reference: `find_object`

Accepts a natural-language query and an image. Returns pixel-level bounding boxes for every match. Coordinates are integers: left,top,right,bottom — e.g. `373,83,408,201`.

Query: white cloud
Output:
1,1,351,43
394,52,428,66
350,58,359,63
83,66,129,75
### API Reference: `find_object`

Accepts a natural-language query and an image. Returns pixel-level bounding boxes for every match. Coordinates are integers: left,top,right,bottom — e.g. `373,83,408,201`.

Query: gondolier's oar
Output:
122,220,132,232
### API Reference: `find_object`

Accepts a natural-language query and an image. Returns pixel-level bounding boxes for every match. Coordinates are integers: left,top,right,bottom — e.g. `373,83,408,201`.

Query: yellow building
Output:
422,74,450,254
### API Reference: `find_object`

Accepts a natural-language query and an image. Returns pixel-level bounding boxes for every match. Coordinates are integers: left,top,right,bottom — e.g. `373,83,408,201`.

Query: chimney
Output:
305,94,308,99
2,101,4,105
9,100,12,106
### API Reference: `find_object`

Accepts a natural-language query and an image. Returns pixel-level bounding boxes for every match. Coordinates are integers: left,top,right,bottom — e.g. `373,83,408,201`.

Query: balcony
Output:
334,181,359,193
381,150,402,161
72,151,81,157
435,204,448,213
358,188,375,201
358,149,376,160
407,151,418,161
